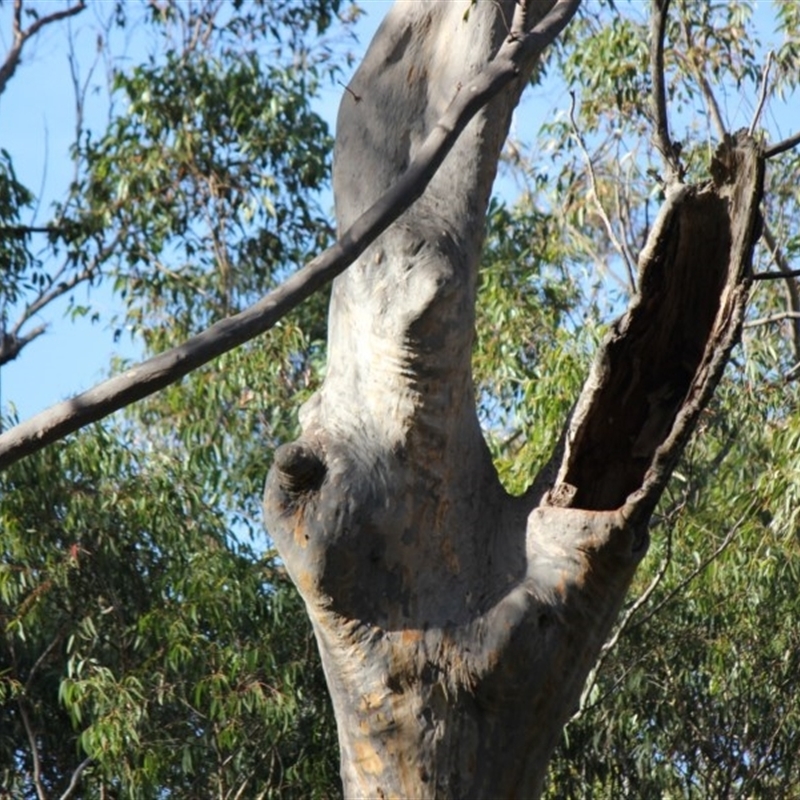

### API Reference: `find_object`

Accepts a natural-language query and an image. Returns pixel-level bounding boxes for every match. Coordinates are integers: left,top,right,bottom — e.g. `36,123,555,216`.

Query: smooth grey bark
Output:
264,2,764,797
0,0,576,470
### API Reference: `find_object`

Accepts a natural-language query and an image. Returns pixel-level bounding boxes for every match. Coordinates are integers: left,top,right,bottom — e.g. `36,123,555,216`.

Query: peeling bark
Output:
263,0,764,795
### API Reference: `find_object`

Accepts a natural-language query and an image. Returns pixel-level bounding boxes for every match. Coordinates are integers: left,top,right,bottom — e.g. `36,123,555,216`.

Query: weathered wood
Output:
264,0,764,794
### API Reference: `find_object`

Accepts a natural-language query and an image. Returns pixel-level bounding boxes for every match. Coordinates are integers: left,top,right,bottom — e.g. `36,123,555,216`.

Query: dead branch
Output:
0,0,87,97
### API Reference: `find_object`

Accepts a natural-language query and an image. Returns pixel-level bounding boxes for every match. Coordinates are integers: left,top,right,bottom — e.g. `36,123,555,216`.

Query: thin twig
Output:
612,157,641,274
568,92,637,290
749,51,773,136
58,757,94,800
0,0,87,97
0,225,65,236
785,361,800,382
575,513,675,718
743,311,800,329
676,12,727,141
650,0,681,183
630,503,755,630
578,474,750,720
0,323,47,367
6,232,123,359
18,699,47,800
25,628,69,691
761,221,800,360
751,268,800,281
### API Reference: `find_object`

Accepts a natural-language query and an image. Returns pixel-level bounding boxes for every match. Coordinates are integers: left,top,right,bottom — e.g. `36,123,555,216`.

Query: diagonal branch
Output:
0,0,87,97
575,500,753,719
629,503,753,630
0,0,582,470
0,232,123,366
574,511,675,718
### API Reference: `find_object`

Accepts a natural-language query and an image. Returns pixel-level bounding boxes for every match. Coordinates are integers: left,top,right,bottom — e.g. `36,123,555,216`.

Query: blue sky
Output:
1,0,795,427
0,1,389,422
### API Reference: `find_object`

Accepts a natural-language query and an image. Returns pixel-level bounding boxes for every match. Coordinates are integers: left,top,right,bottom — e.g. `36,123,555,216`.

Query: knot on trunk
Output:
273,441,326,496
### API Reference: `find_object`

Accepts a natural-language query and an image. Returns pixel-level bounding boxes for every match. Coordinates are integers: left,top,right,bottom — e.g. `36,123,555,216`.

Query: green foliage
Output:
2,1,350,796
68,1,342,338
474,196,592,492
541,372,800,798
3,0,800,797
0,150,35,308
1,423,338,798
562,16,650,126
2,0,355,357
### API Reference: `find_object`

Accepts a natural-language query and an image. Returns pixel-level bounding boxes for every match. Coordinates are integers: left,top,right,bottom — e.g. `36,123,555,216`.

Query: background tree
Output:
2,1,352,796
2,0,800,798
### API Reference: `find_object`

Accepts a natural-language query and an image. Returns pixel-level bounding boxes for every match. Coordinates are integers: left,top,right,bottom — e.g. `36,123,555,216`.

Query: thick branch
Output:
552,133,764,518
0,0,87,96
764,129,800,159
0,0,581,471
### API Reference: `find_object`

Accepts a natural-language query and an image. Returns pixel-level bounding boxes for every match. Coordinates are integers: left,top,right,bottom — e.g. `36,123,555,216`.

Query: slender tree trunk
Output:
264,2,765,797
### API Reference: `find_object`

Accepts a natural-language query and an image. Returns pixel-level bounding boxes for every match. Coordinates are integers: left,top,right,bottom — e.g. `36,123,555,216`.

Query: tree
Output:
2,0,799,797
1,425,339,798
262,0,766,794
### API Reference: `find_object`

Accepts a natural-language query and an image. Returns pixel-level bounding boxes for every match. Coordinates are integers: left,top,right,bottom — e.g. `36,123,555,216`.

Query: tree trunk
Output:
263,2,765,797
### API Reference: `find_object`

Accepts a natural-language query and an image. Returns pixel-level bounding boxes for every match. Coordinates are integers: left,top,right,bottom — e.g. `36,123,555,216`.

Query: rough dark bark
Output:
263,1,764,796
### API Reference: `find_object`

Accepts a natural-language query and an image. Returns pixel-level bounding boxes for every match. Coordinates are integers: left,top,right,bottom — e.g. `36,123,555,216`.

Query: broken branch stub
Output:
551,131,764,520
